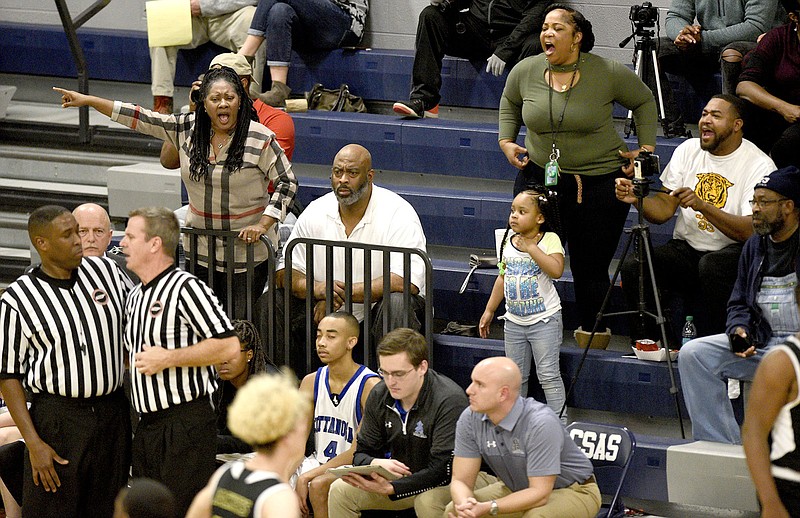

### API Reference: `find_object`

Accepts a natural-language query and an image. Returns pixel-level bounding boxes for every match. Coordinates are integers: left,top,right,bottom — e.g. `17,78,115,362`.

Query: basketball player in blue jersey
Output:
296,312,379,518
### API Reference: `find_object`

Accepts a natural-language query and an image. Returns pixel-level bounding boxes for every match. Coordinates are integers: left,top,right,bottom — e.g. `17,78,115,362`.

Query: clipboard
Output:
326,465,401,481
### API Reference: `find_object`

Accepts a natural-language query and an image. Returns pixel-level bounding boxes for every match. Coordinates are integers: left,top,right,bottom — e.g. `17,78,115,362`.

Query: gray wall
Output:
0,0,671,64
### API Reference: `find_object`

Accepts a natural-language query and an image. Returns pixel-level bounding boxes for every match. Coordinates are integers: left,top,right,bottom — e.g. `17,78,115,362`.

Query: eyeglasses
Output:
377,367,415,380
331,168,362,179
749,198,788,208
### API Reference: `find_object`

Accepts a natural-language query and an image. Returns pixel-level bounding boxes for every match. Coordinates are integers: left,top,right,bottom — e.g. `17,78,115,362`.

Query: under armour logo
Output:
386,421,392,428
487,441,497,448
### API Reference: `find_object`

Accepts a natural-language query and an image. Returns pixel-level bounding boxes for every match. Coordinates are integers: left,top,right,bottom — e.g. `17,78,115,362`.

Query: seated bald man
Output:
446,357,601,517
72,203,138,283
271,143,428,372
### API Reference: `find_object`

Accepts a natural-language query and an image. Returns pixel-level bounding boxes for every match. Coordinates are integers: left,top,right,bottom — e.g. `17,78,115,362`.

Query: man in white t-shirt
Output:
615,94,776,342
275,143,428,373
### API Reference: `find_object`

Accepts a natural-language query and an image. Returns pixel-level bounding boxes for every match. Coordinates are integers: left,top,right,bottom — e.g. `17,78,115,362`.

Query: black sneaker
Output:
392,99,439,119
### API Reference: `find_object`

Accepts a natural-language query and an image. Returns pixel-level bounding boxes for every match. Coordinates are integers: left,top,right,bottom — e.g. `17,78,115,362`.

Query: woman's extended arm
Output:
53,87,114,116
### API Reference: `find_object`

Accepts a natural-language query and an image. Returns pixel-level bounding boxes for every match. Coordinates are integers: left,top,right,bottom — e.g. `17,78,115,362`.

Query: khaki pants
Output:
328,472,495,518
443,479,601,518
149,6,265,97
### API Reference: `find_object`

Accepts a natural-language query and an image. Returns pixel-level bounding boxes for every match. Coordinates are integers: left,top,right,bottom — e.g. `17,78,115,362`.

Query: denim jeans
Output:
679,333,791,444
504,313,566,422
248,0,353,67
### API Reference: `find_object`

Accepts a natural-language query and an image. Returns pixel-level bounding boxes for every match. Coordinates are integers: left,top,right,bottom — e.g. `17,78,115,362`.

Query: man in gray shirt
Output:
446,357,600,517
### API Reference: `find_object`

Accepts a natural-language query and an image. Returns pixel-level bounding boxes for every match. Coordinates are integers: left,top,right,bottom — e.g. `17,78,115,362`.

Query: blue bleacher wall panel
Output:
560,348,687,418
400,120,516,180
441,59,506,110
291,111,404,170
285,49,416,103
0,22,226,87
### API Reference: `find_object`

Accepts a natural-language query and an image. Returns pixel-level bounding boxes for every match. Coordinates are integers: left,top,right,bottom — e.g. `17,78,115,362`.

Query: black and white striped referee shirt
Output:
125,266,234,414
0,256,132,398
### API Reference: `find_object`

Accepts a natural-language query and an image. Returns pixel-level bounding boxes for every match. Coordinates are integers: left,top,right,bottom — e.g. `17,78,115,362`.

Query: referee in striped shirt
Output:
121,206,240,515
0,205,133,518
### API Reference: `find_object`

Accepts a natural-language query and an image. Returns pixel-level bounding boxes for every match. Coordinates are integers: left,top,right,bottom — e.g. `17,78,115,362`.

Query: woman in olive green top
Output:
498,3,657,334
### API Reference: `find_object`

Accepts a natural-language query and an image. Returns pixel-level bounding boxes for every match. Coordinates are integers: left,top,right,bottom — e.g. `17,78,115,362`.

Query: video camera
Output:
629,1,658,29
633,149,661,180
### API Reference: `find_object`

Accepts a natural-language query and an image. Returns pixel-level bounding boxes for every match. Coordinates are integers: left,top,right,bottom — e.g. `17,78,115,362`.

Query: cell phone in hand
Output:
730,333,752,353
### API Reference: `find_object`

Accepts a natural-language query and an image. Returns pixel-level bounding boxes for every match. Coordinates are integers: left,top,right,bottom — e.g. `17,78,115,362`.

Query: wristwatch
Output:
489,499,499,516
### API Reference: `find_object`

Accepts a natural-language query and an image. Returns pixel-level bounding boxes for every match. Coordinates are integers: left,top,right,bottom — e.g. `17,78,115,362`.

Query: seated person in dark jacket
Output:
392,0,551,119
327,328,471,518
679,166,800,444
214,320,274,454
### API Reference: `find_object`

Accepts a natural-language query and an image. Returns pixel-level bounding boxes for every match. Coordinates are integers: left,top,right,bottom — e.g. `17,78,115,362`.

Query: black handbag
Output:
306,83,366,113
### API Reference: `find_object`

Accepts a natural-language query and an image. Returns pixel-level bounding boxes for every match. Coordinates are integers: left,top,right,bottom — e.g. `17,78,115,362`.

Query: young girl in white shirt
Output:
479,188,567,421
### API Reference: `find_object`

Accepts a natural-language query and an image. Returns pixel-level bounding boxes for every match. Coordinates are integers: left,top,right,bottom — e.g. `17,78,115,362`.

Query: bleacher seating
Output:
1,19,759,514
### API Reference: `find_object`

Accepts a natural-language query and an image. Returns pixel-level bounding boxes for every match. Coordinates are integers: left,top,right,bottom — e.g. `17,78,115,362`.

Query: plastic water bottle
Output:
681,316,697,346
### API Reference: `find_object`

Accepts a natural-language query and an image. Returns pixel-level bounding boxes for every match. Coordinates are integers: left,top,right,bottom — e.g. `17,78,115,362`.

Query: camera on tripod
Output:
633,149,660,180
629,1,658,28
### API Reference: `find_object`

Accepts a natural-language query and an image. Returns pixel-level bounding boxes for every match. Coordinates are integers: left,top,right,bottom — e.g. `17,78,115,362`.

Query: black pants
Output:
775,476,800,517
410,5,540,108
620,238,742,342
643,37,721,125
0,440,24,507
192,260,269,320
515,164,630,330
23,390,130,518
132,397,217,517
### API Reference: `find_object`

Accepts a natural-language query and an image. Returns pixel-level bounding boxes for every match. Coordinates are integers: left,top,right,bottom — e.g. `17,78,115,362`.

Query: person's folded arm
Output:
738,81,800,123
665,0,697,41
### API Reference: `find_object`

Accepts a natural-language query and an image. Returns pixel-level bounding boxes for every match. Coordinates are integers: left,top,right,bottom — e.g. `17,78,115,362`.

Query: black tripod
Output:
560,177,685,438
620,24,668,138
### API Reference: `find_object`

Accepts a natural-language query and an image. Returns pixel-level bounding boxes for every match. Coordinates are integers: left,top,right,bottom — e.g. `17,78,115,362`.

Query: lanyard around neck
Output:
547,60,579,160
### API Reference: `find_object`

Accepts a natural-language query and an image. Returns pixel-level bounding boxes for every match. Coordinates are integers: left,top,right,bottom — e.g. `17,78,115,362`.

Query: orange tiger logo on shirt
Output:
695,172,734,209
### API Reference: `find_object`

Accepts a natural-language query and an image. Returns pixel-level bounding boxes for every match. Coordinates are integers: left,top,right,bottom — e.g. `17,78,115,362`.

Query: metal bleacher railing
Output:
180,227,277,361
53,0,111,143
283,238,433,373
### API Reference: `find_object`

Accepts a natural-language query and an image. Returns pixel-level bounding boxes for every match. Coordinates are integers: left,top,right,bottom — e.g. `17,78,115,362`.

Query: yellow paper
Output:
146,0,192,48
